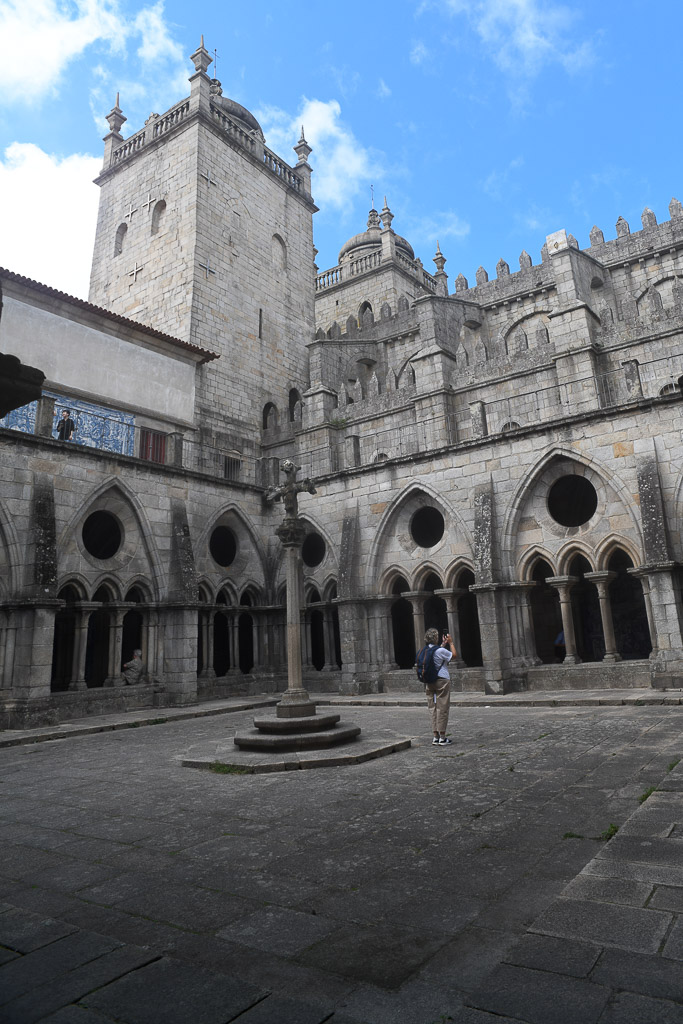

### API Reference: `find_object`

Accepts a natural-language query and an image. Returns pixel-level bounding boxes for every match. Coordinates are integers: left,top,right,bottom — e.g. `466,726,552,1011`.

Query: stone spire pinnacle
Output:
380,196,393,230
105,93,126,135
433,241,447,289
190,36,212,74
293,126,312,165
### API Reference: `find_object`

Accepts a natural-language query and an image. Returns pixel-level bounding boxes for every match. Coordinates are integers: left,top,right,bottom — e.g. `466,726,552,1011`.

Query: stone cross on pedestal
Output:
265,459,317,718
233,461,362,753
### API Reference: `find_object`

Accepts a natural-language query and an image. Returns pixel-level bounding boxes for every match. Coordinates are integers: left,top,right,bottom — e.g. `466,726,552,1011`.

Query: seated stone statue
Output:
122,649,145,685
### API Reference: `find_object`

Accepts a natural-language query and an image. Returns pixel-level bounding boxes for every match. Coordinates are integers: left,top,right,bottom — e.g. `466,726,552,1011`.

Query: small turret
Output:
293,126,313,195
102,93,127,168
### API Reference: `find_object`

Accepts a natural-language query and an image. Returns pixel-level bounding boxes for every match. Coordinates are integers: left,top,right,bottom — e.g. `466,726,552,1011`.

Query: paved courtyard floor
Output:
0,698,682,1023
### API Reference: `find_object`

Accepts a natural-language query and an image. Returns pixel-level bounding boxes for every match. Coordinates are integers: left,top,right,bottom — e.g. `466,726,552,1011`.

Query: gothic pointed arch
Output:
444,558,476,589
500,444,645,581
411,562,445,591
56,575,88,600
199,503,267,595
595,535,642,572
367,481,473,596
60,478,164,600
518,547,558,582
558,544,595,575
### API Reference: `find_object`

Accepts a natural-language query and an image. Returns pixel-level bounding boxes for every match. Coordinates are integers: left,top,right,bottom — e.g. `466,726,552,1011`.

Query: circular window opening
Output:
82,510,122,560
547,475,598,527
210,526,237,567
410,506,445,547
302,532,326,567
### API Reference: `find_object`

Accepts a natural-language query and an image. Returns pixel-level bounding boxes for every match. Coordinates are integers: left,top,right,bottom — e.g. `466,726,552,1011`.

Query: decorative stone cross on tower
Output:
265,460,316,717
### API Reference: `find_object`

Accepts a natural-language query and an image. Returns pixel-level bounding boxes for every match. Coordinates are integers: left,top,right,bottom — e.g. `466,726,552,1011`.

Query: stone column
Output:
628,569,658,655
302,608,313,669
632,563,683,680
145,608,158,680
251,611,262,671
403,592,426,651
275,518,314,716
585,571,621,662
229,610,240,674
197,610,208,676
366,596,390,671
1,611,17,691
319,606,333,671
547,577,580,664
105,608,126,686
434,588,466,666
205,610,217,676
69,607,90,691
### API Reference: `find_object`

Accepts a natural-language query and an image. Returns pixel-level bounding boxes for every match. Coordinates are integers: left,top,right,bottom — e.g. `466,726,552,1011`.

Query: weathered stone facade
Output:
1,41,682,725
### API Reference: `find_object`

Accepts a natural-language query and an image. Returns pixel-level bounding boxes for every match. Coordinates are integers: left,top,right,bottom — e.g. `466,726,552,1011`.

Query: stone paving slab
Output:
2,688,682,750
1,704,683,1023
468,758,683,1021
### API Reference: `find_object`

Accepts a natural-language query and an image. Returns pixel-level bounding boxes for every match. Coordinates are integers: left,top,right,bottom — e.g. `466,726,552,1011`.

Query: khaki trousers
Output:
425,675,451,734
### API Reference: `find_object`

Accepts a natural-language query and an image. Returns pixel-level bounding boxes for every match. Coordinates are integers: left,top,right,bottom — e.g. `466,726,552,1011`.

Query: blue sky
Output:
0,0,681,299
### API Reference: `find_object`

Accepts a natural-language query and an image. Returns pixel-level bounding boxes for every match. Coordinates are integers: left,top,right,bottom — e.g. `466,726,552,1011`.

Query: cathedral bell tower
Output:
88,38,317,441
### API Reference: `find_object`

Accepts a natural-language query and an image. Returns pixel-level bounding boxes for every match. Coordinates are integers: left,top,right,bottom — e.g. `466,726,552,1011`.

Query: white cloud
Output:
0,143,100,298
377,78,391,99
422,0,594,76
482,156,524,200
0,0,188,116
133,2,183,64
410,41,430,65
0,0,125,103
256,98,382,211
407,211,470,246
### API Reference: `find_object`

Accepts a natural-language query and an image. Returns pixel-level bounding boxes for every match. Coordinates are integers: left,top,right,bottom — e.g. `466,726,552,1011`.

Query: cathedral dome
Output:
213,93,264,138
338,207,415,263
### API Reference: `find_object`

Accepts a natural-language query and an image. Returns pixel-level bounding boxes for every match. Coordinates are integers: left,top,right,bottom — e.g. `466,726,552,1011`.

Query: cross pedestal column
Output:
275,517,314,718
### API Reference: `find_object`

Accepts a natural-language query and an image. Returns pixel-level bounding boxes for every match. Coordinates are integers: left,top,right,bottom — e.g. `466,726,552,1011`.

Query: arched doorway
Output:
85,585,112,688
569,555,603,662
529,560,562,663
51,585,79,692
608,550,652,659
423,572,448,637
239,592,254,673
457,569,483,666
391,576,415,668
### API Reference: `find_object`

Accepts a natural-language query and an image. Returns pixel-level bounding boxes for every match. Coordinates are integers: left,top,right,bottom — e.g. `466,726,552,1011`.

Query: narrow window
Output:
139,428,166,464
151,199,166,235
114,223,127,257
258,308,263,339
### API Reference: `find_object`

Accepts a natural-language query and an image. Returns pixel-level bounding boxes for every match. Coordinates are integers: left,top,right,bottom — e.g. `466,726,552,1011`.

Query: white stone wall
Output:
0,289,197,425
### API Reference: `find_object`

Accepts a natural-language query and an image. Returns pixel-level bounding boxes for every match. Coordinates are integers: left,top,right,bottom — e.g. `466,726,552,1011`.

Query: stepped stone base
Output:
234,722,361,751
234,699,362,753
252,712,341,732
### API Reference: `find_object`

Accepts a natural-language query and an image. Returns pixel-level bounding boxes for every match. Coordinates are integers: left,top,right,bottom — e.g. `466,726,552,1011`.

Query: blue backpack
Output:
416,644,439,686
